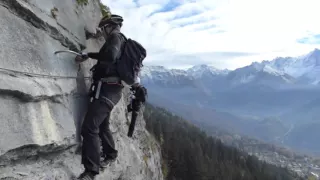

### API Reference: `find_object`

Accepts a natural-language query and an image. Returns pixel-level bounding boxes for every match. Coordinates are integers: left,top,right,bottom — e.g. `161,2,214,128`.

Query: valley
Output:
141,48,320,157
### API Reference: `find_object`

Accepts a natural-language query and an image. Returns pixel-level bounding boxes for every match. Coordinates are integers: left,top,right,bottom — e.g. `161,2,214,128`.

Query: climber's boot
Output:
77,171,96,180
100,157,116,168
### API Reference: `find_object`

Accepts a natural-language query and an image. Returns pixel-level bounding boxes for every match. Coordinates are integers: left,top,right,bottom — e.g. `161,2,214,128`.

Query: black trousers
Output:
81,83,123,174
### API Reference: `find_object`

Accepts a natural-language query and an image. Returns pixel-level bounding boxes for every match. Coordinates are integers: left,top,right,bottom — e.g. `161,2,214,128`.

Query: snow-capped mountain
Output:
141,48,320,88
141,64,228,80
141,63,297,89
140,66,195,87
262,48,320,85
141,64,231,88
186,64,230,79
226,62,296,88
225,48,320,87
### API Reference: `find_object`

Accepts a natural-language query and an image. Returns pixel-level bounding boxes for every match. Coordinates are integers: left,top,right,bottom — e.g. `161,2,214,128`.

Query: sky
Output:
101,0,320,70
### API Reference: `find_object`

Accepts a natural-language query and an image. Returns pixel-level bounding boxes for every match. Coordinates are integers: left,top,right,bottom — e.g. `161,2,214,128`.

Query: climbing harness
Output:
88,76,123,105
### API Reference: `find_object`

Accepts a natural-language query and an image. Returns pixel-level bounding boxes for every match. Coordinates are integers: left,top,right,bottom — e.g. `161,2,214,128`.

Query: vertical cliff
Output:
0,0,163,179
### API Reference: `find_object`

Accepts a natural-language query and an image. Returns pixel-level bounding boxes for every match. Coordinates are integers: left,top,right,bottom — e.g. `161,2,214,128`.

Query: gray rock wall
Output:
0,0,163,179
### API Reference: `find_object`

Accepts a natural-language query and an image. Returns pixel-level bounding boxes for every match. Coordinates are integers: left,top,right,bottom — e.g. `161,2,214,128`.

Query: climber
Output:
127,77,148,138
74,14,126,180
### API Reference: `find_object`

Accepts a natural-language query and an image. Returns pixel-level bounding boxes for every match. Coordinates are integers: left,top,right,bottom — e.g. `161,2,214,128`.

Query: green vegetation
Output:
144,103,303,180
161,159,169,179
99,2,111,17
76,0,88,6
308,175,317,180
143,155,149,167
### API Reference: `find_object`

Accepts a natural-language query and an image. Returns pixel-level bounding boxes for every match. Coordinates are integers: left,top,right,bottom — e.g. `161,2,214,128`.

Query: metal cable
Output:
0,67,93,98
0,67,92,79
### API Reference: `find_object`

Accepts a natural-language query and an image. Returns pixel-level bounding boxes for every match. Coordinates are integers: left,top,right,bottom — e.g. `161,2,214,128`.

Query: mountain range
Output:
140,48,320,156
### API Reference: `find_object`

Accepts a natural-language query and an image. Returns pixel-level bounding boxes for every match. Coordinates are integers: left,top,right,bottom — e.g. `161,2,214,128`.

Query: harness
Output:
89,76,123,105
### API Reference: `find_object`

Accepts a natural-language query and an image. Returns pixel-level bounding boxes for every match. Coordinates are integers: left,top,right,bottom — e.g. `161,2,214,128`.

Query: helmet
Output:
99,14,123,28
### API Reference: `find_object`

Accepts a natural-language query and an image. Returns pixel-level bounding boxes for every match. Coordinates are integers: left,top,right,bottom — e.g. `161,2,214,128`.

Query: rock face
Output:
0,0,163,179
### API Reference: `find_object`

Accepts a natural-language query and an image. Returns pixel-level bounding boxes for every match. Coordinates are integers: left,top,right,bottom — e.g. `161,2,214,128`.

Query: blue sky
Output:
101,0,320,70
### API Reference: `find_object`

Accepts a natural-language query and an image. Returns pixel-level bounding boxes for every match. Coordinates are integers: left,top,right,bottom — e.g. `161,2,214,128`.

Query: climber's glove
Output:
75,52,89,63
81,52,89,59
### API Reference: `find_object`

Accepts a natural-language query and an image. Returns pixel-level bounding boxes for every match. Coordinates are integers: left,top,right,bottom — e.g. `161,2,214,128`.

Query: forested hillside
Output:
144,103,303,180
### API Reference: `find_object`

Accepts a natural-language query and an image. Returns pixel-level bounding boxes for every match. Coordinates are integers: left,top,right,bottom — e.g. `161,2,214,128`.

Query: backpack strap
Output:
119,32,128,41
115,33,127,60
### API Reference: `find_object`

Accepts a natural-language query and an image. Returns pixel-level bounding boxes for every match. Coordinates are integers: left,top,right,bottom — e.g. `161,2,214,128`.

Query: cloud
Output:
101,0,320,70
144,50,257,69
297,34,320,44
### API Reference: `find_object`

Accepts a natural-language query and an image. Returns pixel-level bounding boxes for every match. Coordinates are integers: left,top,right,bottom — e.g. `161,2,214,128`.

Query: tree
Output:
143,103,303,180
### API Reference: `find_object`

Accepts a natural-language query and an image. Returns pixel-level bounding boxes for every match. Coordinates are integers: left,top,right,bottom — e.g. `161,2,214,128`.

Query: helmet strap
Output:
108,26,117,36
101,24,119,39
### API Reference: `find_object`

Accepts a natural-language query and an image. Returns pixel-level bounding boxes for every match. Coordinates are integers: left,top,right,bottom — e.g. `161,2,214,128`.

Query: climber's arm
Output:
87,34,121,62
75,34,121,63
87,52,100,59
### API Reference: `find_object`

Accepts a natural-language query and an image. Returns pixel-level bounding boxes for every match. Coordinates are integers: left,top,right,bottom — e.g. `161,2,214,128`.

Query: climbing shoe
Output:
100,157,116,168
77,171,96,180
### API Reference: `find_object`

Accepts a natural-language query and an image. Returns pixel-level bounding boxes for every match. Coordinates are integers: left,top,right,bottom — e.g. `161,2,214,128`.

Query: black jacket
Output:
88,27,125,81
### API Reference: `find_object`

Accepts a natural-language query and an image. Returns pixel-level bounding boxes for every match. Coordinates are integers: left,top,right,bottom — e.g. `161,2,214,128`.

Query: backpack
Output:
117,33,146,85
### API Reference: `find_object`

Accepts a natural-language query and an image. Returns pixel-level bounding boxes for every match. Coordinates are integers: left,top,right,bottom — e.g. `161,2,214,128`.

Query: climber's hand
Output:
75,52,89,63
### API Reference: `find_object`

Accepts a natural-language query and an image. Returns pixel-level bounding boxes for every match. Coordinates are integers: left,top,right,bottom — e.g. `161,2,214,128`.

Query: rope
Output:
0,67,92,79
